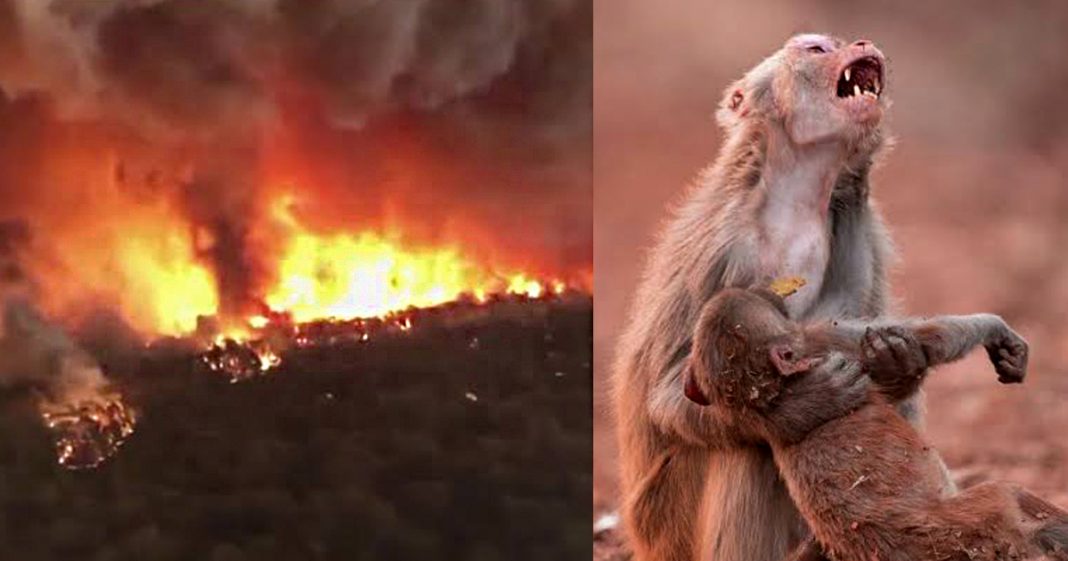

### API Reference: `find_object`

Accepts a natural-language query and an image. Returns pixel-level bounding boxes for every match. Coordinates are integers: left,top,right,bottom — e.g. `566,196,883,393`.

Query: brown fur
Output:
611,34,938,561
688,288,1067,561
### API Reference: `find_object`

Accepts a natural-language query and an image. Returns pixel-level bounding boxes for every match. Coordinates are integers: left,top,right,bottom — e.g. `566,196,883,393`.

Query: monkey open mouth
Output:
836,56,883,99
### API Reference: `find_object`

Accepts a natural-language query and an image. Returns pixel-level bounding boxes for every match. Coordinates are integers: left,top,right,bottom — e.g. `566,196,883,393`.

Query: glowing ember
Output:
192,285,583,383
199,338,283,383
41,395,137,470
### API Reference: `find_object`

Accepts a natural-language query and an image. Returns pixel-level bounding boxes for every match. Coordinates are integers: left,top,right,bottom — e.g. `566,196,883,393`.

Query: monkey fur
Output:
611,33,940,561
685,287,1068,561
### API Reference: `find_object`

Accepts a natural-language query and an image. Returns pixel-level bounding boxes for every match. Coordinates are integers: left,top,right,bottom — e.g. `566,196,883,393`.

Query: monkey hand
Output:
985,324,1028,384
861,326,928,394
775,353,871,440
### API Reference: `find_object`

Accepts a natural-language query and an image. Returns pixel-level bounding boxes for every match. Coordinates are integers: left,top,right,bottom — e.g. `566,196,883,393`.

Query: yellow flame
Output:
55,226,219,336
111,233,219,334
506,274,544,298
261,194,556,323
247,315,269,329
41,187,571,339
265,231,486,322
29,159,219,336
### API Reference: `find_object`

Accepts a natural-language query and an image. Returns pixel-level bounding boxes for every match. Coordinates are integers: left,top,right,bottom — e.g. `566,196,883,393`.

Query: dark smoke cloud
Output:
0,0,591,321
0,0,589,139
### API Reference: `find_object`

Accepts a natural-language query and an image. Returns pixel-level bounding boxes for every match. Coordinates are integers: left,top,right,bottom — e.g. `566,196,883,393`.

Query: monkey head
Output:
717,34,887,148
686,288,820,408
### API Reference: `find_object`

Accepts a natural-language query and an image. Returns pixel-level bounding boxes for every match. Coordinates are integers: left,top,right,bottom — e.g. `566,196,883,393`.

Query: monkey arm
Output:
831,314,1028,401
651,359,754,447
911,314,1024,369
913,314,1029,388
675,352,870,447
762,351,870,444
805,174,890,322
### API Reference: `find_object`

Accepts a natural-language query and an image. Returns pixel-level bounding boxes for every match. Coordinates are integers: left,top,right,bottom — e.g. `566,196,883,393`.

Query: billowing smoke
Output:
1,0,587,134
0,0,591,326
0,293,109,404
0,223,106,403
1,224,136,470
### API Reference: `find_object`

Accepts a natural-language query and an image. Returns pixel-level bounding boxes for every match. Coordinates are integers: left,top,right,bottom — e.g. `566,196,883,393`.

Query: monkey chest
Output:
758,214,831,314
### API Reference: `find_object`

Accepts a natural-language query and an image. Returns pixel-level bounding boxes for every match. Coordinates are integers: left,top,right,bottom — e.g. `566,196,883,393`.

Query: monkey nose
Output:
853,40,873,47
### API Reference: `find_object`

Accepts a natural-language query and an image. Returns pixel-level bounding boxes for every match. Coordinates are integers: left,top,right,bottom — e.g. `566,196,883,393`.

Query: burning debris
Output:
198,337,282,383
40,394,137,470
1,295,139,470
192,286,580,383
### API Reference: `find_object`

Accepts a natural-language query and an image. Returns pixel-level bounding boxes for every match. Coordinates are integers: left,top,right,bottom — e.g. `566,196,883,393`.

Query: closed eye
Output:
806,45,827,54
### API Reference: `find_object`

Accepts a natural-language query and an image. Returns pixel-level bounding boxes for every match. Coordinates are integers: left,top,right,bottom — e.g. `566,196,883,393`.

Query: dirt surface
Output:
594,0,1068,556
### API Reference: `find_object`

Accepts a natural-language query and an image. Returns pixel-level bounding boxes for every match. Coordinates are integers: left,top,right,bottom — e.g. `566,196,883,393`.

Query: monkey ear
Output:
769,343,817,377
716,82,749,128
728,90,744,111
684,369,711,406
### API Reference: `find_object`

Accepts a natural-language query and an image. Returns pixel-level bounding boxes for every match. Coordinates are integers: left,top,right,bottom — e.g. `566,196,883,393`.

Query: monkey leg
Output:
903,482,1060,561
1035,523,1068,561
897,391,960,497
701,446,805,561
1014,486,1068,523
1013,487,1068,560
623,446,709,561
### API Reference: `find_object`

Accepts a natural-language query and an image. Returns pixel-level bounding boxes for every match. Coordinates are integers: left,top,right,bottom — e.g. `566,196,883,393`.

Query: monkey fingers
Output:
862,326,927,396
785,353,869,428
986,334,1028,384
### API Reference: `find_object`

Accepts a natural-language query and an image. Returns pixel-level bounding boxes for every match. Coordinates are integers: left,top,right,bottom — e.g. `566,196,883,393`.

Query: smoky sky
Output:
2,0,590,137
0,0,591,318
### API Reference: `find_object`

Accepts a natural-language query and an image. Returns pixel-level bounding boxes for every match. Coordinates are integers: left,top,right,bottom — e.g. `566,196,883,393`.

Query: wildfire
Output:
40,395,138,470
266,230,480,321
199,337,283,383
22,185,582,462
260,194,563,323
26,156,221,337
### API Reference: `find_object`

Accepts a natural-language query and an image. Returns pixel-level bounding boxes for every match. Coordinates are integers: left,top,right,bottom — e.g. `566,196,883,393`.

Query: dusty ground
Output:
594,0,1068,556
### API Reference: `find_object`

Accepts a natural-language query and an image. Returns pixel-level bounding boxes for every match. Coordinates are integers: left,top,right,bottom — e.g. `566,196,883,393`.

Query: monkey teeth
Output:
837,56,883,100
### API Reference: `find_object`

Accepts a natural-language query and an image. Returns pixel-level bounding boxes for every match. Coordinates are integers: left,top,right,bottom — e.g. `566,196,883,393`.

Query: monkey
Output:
611,33,926,561
683,286,1068,561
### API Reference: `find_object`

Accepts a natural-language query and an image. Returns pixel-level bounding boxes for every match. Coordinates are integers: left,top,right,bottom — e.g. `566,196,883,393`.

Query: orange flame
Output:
25,166,579,338
25,154,219,336
260,194,564,323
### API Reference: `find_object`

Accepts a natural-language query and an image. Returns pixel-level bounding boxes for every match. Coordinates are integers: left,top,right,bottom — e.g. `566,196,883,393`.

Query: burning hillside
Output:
0,295,593,560
5,191,585,470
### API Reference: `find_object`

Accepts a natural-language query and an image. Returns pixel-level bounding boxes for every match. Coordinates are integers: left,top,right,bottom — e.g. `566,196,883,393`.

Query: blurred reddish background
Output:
594,0,1068,516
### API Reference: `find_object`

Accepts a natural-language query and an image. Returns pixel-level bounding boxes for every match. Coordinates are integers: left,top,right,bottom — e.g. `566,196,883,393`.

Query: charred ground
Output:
0,297,592,561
